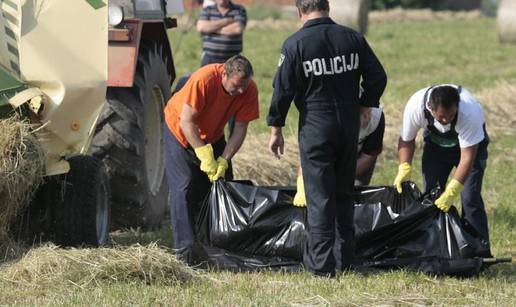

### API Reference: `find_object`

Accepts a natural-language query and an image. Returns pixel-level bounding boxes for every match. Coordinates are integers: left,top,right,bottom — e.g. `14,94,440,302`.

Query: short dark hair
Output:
296,0,329,14
224,55,254,79
428,86,460,110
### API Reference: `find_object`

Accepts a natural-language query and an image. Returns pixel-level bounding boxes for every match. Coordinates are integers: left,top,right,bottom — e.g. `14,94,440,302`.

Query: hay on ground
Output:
497,0,516,44
369,8,481,24
0,115,44,243
477,82,516,135
0,244,197,288
233,134,299,186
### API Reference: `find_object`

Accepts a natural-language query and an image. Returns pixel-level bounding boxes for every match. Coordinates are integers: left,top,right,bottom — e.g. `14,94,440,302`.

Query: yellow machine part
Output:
0,0,108,176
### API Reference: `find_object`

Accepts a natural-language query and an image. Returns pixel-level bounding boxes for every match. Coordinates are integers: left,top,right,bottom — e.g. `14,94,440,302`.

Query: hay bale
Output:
0,244,197,288
329,0,370,34
0,115,44,241
233,133,299,186
497,0,516,43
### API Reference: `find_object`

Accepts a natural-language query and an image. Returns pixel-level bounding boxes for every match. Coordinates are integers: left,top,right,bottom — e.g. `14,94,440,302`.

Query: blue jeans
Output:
163,126,226,251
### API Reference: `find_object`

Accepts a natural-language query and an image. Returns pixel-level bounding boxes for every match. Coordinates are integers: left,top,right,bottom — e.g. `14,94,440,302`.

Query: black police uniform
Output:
267,17,387,276
420,85,491,256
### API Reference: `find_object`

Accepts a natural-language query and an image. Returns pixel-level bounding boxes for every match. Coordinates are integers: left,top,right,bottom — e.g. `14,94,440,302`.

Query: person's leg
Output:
300,108,339,277
334,123,359,271
421,143,456,193
461,139,490,255
354,156,377,186
164,127,210,255
201,53,225,67
164,127,195,251
172,73,192,95
200,53,213,67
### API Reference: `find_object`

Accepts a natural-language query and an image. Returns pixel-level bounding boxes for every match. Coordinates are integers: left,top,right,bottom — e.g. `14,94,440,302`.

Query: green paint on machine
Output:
0,65,25,117
85,0,106,10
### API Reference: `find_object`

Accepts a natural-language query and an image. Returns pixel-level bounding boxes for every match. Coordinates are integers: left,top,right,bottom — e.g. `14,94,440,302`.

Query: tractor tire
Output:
54,155,111,246
90,42,172,230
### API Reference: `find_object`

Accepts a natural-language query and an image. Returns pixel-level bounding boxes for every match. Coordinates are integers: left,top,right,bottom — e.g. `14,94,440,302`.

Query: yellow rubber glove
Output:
435,179,464,213
194,144,217,177
211,157,228,182
393,162,412,193
293,175,307,207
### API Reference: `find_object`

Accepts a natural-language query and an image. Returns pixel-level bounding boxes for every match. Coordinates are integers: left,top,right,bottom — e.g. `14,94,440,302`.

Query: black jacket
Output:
267,17,387,127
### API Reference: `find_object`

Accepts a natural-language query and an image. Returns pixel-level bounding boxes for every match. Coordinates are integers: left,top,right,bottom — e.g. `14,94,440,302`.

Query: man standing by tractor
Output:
196,0,247,66
292,106,385,207
393,84,492,257
267,0,387,277
164,55,259,264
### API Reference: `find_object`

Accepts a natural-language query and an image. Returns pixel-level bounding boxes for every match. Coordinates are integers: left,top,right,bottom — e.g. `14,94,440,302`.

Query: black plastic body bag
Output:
194,181,491,275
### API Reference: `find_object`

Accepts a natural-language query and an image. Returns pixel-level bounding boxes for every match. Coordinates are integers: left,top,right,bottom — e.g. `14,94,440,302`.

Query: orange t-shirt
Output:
165,64,259,148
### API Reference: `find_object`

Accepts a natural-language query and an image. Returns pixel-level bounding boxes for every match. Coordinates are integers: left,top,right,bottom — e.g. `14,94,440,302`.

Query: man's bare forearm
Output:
217,21,244,36
197,18,233,33
222,122,248,160
179,103,204,148
398,138,415,164
453,145,478,184
179,120,205,148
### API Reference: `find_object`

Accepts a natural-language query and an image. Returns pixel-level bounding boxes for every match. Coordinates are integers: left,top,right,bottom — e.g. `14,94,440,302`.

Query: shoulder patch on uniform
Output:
278,54,285,67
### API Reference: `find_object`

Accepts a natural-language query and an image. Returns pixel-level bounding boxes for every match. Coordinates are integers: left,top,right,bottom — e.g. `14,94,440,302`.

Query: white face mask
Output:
433,120,451,133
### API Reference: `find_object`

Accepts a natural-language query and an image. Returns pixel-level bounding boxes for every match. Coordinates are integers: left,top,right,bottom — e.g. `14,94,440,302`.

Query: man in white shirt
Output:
393,84,491,257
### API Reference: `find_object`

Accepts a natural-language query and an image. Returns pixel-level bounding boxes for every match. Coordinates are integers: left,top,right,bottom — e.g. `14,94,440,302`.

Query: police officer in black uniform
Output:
267,0,387,277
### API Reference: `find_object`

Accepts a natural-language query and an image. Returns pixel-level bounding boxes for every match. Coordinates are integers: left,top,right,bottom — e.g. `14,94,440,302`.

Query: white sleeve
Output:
400,90,426,141
457,91,485,147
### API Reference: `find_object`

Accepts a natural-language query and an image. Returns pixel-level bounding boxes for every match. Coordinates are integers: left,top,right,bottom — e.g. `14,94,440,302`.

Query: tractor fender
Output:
107,19,175,87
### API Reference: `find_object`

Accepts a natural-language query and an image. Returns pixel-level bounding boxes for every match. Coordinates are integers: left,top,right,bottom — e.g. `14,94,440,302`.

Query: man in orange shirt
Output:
163,55,259,264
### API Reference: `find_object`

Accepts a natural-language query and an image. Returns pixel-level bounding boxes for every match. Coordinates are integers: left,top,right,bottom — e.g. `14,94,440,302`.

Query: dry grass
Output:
247,18,300,30
369,8,483,24
0,115,44,244
478,82,516,136
0,244,197,289
233,134,299,186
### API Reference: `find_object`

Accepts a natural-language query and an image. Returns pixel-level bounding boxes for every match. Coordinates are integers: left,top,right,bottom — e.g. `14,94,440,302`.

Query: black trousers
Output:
299,102,360,276
422,138,491,253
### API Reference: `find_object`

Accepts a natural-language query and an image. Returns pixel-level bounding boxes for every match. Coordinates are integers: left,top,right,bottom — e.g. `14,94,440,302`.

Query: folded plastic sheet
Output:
195,181,491,275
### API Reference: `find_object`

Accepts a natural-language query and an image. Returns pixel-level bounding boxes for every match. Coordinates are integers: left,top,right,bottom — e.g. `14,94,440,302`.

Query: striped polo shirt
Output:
199,2,247,60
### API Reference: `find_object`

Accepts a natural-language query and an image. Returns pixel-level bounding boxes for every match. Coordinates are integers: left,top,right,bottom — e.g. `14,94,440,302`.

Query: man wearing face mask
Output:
393,84,491,257
163,55,259,264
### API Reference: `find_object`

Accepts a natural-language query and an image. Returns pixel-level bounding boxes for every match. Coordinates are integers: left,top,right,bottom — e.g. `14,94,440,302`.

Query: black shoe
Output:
175,243,208,266
476,239,493,258
475,249,493,258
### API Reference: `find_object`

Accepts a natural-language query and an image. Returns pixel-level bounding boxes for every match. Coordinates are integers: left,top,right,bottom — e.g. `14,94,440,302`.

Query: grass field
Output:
1,14,515,306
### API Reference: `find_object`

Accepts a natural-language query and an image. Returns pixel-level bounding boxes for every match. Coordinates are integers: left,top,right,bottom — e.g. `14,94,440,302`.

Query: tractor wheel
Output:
54,155,111,246
90,42,171,230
